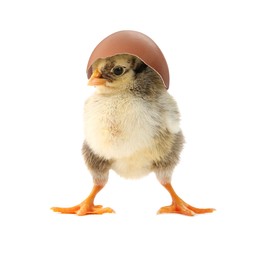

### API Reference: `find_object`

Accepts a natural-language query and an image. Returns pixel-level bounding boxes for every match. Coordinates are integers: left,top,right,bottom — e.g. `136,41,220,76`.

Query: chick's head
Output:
88,54,164,96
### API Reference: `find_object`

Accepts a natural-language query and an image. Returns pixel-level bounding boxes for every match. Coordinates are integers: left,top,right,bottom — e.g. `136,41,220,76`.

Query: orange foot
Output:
158,202,215,216
51,203,114,216
51,185,114,216
158,183,215,216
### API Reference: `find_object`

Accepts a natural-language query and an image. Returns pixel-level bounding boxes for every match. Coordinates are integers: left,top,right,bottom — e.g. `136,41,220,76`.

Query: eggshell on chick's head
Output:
86,30,170,89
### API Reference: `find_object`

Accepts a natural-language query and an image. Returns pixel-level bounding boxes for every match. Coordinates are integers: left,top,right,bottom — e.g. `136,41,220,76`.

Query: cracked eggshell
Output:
86,30,170,89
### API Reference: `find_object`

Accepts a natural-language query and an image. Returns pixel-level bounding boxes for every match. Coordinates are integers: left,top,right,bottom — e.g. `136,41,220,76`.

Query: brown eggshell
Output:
87,30,170,89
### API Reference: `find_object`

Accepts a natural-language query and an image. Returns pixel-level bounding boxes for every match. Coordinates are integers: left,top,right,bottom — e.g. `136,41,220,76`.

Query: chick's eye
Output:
112,66,125,76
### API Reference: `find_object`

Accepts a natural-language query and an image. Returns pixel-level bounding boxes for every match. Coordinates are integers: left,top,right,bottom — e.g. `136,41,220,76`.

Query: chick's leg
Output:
51,184,114,216
158,183,215,216
51,142,114,216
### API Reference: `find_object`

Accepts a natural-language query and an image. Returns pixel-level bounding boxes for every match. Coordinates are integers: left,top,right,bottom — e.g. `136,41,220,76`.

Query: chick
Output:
52,54,214,216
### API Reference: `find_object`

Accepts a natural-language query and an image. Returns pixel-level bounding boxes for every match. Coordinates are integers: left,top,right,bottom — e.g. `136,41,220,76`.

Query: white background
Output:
0,0,259,259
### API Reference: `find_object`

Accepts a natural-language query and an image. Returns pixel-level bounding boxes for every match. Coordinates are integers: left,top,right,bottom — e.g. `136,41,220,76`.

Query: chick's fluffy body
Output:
83,54,183,184
51,53,214,217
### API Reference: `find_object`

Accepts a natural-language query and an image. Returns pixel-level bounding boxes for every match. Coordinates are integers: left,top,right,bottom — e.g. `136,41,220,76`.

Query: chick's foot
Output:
51,185,114,216
157,203,214,216
158,183,215,216
51,203,114,216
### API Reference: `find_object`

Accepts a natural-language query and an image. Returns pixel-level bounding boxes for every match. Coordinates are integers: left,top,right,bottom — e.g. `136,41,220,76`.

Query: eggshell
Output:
87,30,170,89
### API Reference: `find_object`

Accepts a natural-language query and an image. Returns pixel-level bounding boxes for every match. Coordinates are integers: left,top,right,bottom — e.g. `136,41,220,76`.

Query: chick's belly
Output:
111,154,152,179
83,114,157,159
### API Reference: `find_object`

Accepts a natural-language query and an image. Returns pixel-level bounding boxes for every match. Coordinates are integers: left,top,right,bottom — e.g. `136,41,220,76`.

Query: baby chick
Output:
52,54,214,216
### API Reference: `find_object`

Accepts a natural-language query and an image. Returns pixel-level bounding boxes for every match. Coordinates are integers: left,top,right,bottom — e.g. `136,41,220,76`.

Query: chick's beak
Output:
88,68,107,86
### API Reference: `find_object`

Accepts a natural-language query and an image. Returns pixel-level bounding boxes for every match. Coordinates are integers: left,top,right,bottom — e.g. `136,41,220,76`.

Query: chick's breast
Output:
84,92,165,157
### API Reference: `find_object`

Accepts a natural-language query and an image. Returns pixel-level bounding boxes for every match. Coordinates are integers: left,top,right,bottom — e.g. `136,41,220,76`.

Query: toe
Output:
157,205,195,216
51,205,80,214
187,206,215,214
77,206,115,216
